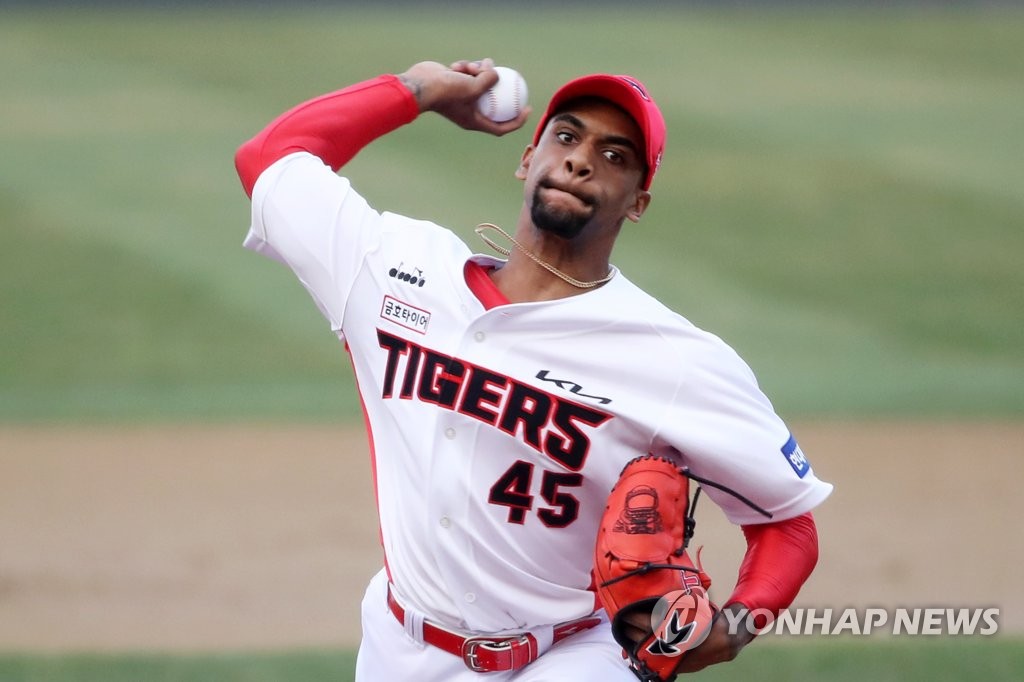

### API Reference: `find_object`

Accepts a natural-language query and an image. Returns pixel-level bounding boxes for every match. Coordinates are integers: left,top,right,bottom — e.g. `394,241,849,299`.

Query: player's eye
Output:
603,149,624,164
555,130,576,144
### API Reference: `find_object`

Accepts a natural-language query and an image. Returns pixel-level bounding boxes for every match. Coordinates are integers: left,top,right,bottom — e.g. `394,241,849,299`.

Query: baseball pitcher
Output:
234,58,832,681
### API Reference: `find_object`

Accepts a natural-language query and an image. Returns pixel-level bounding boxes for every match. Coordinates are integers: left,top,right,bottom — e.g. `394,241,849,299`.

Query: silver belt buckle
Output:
461,636,521,673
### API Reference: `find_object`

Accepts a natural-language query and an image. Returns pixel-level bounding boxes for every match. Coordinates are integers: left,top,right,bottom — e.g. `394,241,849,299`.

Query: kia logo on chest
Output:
535,370,612,405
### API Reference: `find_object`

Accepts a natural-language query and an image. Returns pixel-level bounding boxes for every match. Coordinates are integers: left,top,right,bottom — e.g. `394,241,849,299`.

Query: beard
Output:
530,181,596,240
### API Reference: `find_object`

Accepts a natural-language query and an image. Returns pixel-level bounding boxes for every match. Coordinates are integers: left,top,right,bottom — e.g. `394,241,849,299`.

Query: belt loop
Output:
404,607,426,648
529,624,555,656
389,584,427,650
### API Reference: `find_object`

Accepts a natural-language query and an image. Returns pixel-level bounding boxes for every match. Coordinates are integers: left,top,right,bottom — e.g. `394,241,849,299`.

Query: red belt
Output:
386,584,602,673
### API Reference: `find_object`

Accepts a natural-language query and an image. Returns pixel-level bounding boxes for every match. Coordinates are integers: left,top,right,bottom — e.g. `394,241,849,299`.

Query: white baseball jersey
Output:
244,151,833,634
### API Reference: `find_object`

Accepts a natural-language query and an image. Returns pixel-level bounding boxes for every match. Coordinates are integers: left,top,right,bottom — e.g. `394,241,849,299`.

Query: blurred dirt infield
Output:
0,422,1020,652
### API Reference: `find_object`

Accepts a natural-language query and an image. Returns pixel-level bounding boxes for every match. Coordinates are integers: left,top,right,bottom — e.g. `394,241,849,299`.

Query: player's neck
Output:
487,258,589,303
483,224,615,303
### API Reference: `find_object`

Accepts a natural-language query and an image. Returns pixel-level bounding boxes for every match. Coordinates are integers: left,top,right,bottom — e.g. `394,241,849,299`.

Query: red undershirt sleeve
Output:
234,74,420,198
724,511,819,630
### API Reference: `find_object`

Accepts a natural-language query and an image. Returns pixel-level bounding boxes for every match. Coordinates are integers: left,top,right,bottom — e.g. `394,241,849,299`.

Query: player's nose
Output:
563,144,594,179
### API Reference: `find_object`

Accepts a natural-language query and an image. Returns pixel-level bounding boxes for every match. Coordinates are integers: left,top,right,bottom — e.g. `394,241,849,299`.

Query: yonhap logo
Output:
647,589,714,656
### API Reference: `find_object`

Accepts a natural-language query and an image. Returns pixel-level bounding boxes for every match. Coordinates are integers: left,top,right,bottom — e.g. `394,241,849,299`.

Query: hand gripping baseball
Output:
398,59,531,136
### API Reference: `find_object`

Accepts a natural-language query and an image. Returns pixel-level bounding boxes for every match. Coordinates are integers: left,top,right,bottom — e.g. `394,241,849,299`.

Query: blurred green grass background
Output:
2,5,1021,423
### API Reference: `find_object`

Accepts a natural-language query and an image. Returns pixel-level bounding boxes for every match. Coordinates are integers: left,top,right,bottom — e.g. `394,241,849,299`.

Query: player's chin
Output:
531,201,592,240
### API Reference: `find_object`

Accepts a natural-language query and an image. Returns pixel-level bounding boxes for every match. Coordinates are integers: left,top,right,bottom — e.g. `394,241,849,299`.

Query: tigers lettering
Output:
376,328,611,471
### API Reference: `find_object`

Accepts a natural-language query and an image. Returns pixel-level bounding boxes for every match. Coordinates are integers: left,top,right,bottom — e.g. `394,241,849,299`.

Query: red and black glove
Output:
594,456,716,682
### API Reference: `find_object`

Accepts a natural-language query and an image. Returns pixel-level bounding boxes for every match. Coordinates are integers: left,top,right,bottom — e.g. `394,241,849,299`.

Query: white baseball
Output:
477,66,528,123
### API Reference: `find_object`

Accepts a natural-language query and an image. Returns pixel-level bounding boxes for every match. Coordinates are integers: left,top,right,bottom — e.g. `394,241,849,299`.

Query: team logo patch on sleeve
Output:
781,433,810,478
380,295,430,334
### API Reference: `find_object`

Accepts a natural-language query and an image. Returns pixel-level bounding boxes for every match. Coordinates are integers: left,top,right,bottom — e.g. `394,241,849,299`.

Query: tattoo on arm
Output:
397,74,422,107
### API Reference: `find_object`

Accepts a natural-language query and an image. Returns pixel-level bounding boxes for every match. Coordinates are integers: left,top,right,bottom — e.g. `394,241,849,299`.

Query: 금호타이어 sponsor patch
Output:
380,295,430,334
781,433,810,478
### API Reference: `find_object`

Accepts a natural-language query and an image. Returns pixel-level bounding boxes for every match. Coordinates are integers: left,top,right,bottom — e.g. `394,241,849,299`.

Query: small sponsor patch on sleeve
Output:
781,434,810,478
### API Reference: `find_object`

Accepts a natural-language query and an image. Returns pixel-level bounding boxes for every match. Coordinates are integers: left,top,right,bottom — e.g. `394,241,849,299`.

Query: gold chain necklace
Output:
475,223,614,290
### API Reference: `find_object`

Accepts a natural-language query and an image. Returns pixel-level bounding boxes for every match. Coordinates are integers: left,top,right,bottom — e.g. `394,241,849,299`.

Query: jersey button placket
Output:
428,408,474,617
435,318,503,628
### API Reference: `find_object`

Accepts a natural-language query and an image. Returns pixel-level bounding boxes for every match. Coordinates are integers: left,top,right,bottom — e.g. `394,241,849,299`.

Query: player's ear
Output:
626,190,651,223
515,145,534,180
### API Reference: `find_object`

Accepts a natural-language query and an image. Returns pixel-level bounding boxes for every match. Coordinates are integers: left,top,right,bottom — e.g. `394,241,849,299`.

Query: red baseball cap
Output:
533,74,666,191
